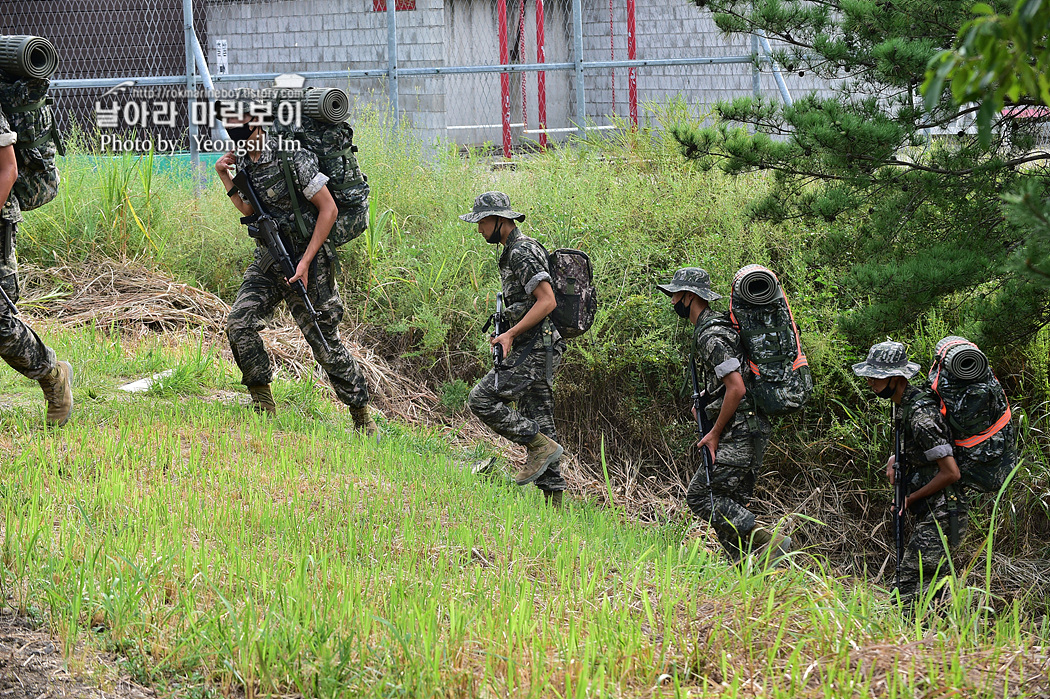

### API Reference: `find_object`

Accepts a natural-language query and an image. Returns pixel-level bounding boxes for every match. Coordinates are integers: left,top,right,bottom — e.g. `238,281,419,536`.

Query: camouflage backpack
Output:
269,88,368,247
0,74,63,211
546,248,598,339
726,264,813,416
925,336,1016,492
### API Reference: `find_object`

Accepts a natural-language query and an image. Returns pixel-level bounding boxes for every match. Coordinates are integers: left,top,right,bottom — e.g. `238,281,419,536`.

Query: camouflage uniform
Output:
0,105,55,382
853,341,960,606
896,384,961,606
688,306,772,559
228,133,369,408
467,226,567,493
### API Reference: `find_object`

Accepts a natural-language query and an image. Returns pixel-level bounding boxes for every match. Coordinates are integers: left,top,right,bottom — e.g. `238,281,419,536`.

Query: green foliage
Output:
924,0,1050,145
923,0,1050,293
676,0,1050,348
438,378,471,412
17,126,251,298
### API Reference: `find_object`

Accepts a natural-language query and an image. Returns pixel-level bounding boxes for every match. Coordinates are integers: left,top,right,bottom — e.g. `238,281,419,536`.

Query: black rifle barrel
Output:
492,292,505,389
0,282,17,315
893,405,906,593
690,355,716,517
231,169,330,353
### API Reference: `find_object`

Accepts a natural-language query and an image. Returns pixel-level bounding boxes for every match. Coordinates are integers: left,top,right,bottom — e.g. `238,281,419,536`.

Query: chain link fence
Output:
2,0,813,162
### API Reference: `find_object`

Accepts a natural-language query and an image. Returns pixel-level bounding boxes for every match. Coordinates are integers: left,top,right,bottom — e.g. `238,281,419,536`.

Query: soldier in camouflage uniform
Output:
853,341,962,607
0,102,73,426
460,192,568,506
657,268,788,562
214,106,376,435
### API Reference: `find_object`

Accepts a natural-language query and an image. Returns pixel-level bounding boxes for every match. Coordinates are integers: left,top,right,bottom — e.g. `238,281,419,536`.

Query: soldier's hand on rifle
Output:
698,430,719,461
288,256,311,290
885,454,896,482
490,331,513,360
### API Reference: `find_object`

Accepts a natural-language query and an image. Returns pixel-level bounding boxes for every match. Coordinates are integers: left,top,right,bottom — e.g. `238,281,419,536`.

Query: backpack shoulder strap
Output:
696,311,735,337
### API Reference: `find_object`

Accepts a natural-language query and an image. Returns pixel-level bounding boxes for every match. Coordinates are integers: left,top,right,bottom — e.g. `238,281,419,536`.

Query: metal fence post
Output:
750,32,760,99
757,32,793,107
387,1,399,133
571,0,585,137
183,0,199,173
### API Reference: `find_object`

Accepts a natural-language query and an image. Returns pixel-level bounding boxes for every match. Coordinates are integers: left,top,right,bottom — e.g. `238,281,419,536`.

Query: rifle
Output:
892,404,907,592
482,292,506,388
0,283,16,315
689,354,716,517
231,168,330,353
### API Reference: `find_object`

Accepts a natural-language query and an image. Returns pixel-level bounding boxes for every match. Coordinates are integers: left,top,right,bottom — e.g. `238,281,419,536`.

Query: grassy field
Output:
1,325,1049,698
3,104,1049,695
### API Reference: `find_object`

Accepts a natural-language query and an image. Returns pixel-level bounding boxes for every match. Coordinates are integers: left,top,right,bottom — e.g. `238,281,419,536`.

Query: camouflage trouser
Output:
896,490,965,607
686,412,772,560
467,334,567,492
227,245,370,408
0,221,55,381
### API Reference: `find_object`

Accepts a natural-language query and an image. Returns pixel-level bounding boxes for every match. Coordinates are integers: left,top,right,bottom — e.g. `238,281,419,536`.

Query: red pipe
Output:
498,0,511,158
537,0,547,148
519,0,527,132
627,0,637,126
609,0,615,113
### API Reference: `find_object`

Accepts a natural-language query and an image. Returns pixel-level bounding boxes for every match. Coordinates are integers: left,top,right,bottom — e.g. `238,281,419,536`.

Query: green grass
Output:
2,327,1049,698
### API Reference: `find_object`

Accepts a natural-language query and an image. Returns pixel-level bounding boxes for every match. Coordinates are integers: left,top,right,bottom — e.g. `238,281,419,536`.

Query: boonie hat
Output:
852,341,921,379
655,267,722,302
459,191,526,224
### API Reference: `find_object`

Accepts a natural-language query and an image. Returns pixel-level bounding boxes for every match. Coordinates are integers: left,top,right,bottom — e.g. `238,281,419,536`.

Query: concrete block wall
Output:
443,0,575,147
205,0,837,147
206,0,447,138
582,0,836,123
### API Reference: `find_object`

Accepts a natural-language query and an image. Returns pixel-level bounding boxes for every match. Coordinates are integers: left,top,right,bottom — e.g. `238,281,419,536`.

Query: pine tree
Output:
673,0,1050,347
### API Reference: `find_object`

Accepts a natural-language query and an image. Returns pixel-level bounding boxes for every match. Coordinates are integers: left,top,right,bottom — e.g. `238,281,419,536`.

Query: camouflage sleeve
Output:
509,240,551,295
0,108,15,148
696,328,742,380
291,148,329,200
909,403,954,461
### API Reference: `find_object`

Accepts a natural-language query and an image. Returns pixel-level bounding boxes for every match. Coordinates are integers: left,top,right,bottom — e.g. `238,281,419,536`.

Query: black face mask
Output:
226,123,255,146
673,297,692,319
485,220,503,245
875,382,897,399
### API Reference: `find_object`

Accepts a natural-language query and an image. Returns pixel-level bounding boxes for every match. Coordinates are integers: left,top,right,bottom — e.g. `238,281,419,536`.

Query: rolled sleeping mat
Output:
302,87,349,123
0,35,59,79
936,336,988,381
733,264,781,305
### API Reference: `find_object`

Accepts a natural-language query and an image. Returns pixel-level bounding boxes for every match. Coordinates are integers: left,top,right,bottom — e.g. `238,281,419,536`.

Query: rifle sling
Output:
276,152,339,287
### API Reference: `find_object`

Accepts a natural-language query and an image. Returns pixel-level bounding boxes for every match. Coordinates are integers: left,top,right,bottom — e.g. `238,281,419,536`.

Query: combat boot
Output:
38,360,73,427
349,405,380,442
248,385,277,415
516,432,563,486
543,490,564,509
749,525,793,568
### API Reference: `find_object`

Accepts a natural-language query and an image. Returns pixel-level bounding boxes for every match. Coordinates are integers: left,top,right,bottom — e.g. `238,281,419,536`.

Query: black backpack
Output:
926,336,1016,492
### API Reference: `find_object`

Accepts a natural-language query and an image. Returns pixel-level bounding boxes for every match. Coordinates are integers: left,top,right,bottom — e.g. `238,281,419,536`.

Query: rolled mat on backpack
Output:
935,335,989,381
0,35,59,80
733,264,781,305
302,88,349,124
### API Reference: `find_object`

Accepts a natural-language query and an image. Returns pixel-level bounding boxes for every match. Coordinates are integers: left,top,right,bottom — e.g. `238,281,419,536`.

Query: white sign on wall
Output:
215,39,228,75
